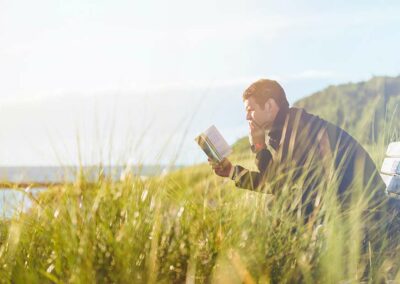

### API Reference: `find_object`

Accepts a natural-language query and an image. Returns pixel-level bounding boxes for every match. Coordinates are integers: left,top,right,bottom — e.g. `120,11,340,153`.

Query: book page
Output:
195,125,232,162
203,125,232,159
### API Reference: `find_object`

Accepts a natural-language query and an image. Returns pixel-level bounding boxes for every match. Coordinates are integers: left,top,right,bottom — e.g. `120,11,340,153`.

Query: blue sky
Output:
0,0,399,165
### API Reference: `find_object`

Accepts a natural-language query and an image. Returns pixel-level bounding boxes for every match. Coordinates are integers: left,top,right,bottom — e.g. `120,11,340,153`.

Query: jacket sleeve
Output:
232,148,273,191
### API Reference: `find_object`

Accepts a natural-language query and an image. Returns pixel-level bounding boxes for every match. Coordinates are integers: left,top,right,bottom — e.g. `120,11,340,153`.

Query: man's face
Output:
244,96,275,130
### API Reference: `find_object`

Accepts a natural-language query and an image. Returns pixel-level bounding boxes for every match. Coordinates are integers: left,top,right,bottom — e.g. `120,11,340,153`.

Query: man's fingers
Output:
249,121,255,128
210,158,230,176
212,165,222,170
209,159,221,166
209,159,218,166
221,158,230,166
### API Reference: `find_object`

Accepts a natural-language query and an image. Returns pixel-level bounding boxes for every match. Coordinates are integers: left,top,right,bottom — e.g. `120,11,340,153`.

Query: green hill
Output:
294,75,400,145
233,75,400,157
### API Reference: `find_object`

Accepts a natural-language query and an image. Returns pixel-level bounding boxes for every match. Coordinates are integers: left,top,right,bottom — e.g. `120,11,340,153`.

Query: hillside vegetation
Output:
294,76,400,147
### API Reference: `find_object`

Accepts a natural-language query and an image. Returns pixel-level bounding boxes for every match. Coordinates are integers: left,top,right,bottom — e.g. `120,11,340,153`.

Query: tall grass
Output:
0,148,399,283
1,99,400,283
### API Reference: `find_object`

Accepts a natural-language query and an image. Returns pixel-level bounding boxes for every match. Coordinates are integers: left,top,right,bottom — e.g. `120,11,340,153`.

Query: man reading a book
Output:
209,79,390,219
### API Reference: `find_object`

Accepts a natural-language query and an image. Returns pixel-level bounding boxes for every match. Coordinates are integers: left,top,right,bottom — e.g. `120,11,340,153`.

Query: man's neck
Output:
270,107,289,131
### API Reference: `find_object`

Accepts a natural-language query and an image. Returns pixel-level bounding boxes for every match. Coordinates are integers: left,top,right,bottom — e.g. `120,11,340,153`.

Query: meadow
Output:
0,139,399,284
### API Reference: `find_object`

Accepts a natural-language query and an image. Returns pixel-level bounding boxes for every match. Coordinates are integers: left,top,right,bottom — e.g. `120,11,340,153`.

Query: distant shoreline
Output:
0,165,183,184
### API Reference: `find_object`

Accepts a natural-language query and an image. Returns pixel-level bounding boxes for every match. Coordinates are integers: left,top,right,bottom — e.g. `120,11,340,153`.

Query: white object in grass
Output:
381,157,400,175
386,141,400,157
381,141,400,198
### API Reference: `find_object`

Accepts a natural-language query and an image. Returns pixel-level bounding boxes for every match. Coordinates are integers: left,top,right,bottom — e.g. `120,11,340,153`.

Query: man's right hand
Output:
248,121,266,147
208,158,233,178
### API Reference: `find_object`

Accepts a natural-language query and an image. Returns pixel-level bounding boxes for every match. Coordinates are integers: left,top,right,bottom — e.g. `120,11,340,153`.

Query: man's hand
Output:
248,121,266,148
208,158,232,178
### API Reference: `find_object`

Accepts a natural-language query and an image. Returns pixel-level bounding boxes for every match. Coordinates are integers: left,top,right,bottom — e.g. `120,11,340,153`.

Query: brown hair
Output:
242,79,289,110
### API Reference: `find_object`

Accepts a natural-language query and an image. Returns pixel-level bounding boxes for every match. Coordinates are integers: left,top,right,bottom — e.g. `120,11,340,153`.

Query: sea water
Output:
0,165,178,217
0,188,44,218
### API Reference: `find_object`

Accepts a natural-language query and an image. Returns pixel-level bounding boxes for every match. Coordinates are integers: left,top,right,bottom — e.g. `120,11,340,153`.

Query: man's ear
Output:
265,98,273,111
267,98,280,112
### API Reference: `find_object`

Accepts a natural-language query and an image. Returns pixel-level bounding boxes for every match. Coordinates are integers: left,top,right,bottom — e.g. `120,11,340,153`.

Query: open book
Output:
195,125,232,163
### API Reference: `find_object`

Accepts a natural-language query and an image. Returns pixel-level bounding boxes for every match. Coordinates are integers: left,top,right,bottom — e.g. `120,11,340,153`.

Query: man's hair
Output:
242,79,289,110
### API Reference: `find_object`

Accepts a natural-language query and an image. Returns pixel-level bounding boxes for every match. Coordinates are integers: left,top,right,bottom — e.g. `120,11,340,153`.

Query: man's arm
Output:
230,118,273,191
231,148,273,191
209,148,273,191
210,120,273,191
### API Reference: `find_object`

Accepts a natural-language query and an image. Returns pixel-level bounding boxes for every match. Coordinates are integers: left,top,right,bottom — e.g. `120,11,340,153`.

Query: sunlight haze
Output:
0,0,399,165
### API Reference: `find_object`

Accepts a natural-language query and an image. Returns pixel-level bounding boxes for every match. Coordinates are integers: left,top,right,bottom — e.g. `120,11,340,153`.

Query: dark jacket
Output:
232,107,388,215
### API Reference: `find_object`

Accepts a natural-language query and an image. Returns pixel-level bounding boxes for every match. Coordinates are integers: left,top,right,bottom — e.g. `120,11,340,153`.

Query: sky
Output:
0,0,399,166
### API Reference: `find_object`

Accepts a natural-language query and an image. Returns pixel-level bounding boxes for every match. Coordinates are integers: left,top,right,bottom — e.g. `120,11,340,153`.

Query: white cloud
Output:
0,70,331,107
288,70,336,80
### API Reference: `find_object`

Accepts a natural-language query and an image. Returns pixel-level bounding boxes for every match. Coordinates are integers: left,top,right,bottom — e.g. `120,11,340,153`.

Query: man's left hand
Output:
208,158,232,178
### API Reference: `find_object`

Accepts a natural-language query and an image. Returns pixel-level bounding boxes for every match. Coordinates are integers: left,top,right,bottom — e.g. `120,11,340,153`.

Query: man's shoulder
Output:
288,107,323,121
288,107,343,130
288,107,356,144
287,107,328,129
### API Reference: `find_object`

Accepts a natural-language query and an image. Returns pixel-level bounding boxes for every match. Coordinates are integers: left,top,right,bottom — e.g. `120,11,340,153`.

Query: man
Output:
210,79,388,218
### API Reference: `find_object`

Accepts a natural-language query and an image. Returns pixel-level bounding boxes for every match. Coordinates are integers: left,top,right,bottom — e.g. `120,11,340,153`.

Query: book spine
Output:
204,135,222,162
197,134,220,162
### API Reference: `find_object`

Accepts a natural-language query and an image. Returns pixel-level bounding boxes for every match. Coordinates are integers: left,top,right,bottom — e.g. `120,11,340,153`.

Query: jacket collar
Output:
268,106,289,150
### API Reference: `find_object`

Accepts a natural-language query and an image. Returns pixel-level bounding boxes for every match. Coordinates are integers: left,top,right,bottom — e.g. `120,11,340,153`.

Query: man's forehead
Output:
244,97,255,108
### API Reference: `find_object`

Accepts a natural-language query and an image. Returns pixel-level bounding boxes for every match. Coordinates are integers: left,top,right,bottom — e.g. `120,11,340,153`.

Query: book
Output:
195,125,232,163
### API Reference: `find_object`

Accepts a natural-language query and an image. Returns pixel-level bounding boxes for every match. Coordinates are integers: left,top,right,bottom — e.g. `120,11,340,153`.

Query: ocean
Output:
0,165,179,218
